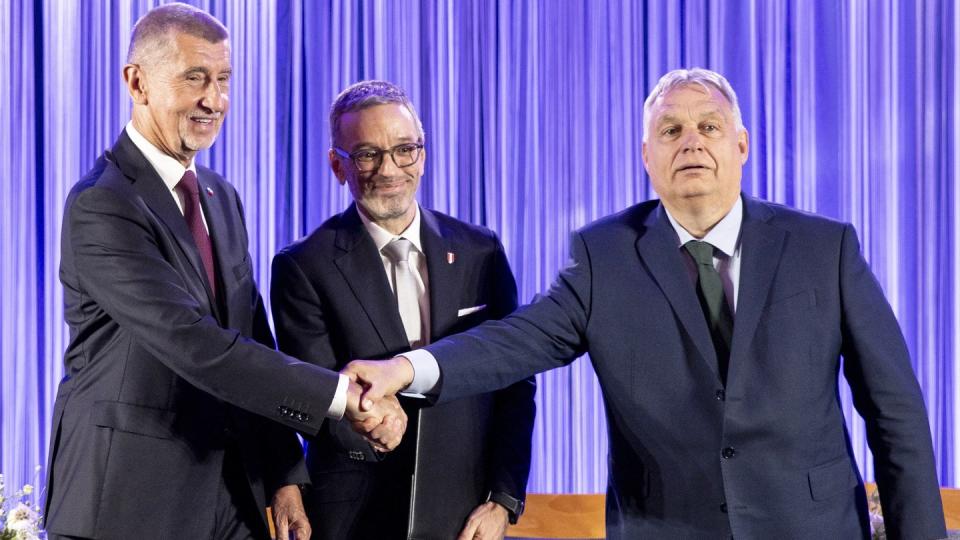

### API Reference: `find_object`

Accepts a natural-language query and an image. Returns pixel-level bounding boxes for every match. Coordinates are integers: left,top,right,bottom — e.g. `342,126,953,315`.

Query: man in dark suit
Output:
48,5,403,539
270,80,535,540
345,68,946,539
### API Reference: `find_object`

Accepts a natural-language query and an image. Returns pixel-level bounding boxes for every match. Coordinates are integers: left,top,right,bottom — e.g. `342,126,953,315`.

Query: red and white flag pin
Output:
446,252,455,264
205,187,215,197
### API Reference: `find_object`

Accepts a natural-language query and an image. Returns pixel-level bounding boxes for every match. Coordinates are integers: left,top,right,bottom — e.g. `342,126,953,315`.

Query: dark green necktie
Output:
684,240,734,383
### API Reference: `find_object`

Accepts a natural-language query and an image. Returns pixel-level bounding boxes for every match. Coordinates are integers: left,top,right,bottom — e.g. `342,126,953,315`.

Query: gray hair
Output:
329,80,425,147
642,68,744,141
127,3,228,66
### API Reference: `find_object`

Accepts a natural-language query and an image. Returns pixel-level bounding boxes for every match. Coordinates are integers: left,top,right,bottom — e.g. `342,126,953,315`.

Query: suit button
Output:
722,447,736,459
277,406,289,416
720,502,727,513
301,413,312,422
715,390,725,401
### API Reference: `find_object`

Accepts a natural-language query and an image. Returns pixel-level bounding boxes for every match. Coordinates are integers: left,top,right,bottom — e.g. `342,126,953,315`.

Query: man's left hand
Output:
271,484,311,540
457,501,509,540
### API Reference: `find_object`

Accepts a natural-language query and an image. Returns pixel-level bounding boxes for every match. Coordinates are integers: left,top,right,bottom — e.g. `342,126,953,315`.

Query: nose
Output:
374,150,403,176
680,130,705,152
200,81,228,113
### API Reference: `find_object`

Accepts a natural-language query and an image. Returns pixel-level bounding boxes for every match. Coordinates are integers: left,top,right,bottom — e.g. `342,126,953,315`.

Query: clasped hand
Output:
341,357,416,452
343,378,407,452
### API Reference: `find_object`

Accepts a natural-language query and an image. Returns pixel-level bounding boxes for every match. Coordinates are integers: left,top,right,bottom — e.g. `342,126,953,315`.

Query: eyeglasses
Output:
333,142,425,172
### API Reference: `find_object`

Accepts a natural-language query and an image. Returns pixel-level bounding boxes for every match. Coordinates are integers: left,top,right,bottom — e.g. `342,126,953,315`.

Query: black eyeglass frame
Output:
333,142,425,171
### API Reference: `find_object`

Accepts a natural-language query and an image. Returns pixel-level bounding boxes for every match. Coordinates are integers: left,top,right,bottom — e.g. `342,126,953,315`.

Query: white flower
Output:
5,502,39,530
20,485,33,496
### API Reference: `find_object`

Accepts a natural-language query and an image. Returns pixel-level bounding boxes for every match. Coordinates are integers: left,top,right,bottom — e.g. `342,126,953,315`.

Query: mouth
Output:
675,164,711,173
189,115,219,127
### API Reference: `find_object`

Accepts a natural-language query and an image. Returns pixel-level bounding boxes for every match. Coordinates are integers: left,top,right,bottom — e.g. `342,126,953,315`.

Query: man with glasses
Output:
271,80,535,539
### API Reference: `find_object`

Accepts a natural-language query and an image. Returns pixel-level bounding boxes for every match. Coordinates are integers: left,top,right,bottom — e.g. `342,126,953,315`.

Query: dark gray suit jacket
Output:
426,195,945,539
271,204,535,540
48,132,340,538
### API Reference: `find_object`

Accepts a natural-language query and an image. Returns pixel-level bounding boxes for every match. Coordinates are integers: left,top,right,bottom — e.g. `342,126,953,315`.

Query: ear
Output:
641,141,650,172
737,129,749,165
329,149,347,185
123,64,148,105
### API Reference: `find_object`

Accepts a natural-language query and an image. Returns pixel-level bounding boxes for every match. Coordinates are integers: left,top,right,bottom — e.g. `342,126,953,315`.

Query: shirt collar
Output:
358,202,424,255
125,121,197,191
664,195,743,257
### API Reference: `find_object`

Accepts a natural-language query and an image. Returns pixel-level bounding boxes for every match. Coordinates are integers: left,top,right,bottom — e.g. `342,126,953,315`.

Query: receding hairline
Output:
642,68,744,141
329,80,425,147
126,2,229,65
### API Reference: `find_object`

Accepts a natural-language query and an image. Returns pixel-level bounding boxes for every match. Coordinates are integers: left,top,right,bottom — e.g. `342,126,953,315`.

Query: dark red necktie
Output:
175,170,217,299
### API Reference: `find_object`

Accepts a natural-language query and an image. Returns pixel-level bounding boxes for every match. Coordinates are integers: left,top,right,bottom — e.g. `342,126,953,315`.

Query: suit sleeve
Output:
271,250,377,458
482,235,537,504
66,185,338,436
429,231,592,404
837,224,946,538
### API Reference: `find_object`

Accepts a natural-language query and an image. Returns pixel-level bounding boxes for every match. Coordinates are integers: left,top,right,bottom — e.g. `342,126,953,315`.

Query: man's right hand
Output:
342,356,415,411
344,380,407,452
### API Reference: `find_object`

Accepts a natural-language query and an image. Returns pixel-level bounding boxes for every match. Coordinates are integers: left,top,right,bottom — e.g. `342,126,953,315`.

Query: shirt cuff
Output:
400,349,441,397
326,373,349,419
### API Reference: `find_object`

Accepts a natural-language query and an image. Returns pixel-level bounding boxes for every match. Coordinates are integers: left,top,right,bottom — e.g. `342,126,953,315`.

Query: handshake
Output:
340,356,417,452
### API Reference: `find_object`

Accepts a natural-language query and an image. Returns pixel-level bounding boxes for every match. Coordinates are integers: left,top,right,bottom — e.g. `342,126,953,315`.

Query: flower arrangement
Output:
0,467,45,540
867,487,886,540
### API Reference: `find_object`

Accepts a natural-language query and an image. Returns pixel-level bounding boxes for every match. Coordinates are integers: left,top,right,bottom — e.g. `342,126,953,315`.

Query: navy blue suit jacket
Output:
426,195,945,539
48,132,340,538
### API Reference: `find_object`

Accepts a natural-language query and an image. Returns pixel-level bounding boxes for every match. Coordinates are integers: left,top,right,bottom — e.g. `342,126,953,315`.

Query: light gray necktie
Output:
382,238,423,346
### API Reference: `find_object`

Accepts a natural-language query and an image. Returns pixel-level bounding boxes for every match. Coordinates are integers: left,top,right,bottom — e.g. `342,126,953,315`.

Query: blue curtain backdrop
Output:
1,0,957,497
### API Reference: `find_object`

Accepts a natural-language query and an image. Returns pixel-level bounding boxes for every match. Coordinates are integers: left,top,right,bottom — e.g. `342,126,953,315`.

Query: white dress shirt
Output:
664,195,743,312
124,122,208,232
358,203,432,345
404,196,746,395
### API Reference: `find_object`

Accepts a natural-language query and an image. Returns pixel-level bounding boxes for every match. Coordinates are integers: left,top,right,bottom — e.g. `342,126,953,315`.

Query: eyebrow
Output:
349,136,420,151
655,109,726,126
182,67,232,77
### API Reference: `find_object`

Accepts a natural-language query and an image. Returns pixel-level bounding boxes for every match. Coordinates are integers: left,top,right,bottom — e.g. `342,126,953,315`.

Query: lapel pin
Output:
447,252,455,264
205,187,215,197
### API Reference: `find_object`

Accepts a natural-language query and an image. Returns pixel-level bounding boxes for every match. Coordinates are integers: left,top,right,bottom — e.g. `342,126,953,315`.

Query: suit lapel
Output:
108,132,216,316
333,205,410,353
727,197,786,381
195,170,230,324
420,209,459,340
635,204,721,381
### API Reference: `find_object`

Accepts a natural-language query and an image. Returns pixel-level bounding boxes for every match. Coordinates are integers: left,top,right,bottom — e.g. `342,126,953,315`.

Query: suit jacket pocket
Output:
91,400,175,440
807,456,857,501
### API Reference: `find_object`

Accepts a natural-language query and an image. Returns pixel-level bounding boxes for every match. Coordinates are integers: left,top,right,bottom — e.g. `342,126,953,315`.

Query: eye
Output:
186,74,204,83
661,126,680,137
217,75,230,85
352,150,380,162
394,144,418,156
701,123,719,133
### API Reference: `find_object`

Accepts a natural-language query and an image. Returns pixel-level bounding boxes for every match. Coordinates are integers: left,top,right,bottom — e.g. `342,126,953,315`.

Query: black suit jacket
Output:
47,132,340,539
426,195,945,539
271,204,536,539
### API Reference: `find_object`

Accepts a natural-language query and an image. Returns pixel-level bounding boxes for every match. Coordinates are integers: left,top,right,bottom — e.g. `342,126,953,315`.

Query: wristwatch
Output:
486,491,525,524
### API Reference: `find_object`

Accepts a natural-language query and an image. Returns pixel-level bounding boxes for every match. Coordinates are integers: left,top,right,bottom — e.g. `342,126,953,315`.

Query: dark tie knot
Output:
382,238,414,264
177,170,200,196
684,240,716,266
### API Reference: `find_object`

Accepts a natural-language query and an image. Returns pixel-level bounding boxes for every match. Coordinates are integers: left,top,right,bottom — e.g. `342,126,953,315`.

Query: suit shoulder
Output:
751,198,849,236
426,209,501,245
577,200,659,238
66,154,136,211
275,212,345,262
